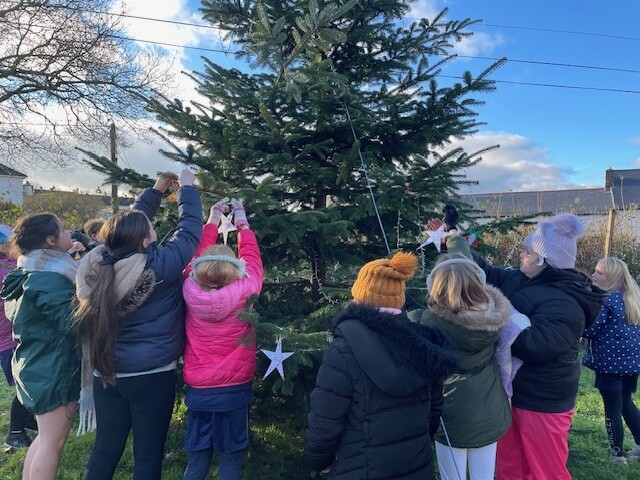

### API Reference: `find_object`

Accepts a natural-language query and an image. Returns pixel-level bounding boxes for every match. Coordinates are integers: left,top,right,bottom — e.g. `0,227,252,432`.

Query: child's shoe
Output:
611,454,628,466
628,444,640,460
3,431,32,450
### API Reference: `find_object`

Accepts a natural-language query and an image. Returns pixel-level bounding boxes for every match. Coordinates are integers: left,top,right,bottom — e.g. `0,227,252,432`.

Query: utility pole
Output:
110,122,118,214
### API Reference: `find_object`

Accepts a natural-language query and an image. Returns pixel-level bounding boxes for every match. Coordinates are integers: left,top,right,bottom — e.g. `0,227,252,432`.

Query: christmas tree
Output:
80,2,505,476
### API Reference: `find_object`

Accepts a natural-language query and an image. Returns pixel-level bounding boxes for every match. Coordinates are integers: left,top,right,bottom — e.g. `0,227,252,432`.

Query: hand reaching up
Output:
230,198,249,229
178,169,195,187
208,197,230,225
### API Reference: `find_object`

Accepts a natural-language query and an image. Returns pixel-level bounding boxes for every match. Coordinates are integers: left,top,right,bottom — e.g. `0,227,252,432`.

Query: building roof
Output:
460,168,636,217
0,163,27,178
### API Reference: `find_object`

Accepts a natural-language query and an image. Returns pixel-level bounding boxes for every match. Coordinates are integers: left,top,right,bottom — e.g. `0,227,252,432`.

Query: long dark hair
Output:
74,210,151,384
9,213,61,257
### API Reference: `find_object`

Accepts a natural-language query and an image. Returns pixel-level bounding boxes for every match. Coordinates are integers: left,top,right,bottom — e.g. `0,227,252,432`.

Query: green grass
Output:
0,369,638,479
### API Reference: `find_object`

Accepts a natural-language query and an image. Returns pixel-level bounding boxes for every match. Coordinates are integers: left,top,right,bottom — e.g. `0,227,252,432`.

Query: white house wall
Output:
0,176,24,206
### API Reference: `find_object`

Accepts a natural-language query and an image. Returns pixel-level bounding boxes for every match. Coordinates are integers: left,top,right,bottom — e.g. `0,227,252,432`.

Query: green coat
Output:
420,285,512,448
1,269,80,414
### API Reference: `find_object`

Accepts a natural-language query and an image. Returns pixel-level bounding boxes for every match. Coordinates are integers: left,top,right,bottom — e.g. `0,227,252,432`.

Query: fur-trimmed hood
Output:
76,245,156,317
332,303,459,395
427,285,512,332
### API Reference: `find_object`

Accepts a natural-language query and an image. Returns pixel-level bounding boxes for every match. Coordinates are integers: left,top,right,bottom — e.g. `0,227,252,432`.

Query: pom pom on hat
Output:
351,251,418,309
523,213,584,269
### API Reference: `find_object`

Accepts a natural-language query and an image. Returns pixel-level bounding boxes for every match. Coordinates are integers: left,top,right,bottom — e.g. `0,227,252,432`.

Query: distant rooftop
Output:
0,163,27,178
460,168,638,217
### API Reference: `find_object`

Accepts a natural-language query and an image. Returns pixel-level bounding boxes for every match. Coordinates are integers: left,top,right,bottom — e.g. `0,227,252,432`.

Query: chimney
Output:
605,169,615,190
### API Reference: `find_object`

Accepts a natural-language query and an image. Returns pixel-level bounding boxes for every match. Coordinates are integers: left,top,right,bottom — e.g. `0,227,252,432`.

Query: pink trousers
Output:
496,407,574,480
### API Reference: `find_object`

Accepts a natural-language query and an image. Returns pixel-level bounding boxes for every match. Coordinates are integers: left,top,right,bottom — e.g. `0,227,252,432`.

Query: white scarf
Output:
17,248,77,282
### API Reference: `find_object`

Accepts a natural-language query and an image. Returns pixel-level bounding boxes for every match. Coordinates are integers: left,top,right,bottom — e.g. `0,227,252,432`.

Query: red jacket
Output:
182,224,263,388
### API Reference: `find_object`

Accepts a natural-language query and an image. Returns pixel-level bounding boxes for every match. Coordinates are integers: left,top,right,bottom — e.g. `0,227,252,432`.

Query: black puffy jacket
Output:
473,253,604,412
305,303,459,479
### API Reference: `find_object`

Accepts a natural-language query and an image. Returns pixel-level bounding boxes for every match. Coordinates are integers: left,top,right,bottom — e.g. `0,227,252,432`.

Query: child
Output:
305,251,459,480
420,254,512,480
181,198,264,480
74,169,202,479
0,214,80,480
0,225,37,450
584,257,640,465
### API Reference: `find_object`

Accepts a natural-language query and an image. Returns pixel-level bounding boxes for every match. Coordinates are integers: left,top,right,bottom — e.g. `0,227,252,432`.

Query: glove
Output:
207,197,230,225
230,198,249,229
178,169,195,187
442,204,459,231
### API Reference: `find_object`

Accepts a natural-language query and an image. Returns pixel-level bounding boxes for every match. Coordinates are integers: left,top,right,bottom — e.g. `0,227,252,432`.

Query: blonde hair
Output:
193,245,241,290
596,257,640,326
428,254,490,314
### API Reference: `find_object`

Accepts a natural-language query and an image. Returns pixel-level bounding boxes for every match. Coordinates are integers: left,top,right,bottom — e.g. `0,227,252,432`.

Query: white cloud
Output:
452,31,504,57
445,132,589,194
409,0,441,20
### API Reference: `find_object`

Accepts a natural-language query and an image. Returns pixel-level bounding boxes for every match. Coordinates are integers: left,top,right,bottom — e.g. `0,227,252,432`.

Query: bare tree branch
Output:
0,0,175,168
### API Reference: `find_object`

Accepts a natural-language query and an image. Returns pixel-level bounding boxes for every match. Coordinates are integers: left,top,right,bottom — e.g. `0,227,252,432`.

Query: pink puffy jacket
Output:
182,224,264,388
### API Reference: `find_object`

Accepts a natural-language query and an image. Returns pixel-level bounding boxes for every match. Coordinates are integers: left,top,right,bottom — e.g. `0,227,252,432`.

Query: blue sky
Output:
30,0,640,195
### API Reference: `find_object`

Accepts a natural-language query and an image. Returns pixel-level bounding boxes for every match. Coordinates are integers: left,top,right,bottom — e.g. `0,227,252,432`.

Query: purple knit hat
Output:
523,213,585,269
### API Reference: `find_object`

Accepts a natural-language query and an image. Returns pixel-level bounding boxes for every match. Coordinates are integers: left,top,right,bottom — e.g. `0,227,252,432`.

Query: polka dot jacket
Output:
583,291,640,374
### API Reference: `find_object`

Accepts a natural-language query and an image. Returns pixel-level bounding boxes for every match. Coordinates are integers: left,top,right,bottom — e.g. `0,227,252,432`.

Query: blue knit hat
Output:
523,213,584,269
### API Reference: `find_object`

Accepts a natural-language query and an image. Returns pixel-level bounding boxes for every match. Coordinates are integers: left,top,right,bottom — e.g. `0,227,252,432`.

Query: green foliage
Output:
0,199,23,226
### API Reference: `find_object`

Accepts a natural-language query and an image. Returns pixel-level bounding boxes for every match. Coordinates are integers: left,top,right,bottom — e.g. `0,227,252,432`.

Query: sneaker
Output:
611,455,628,466
628,444,640,460
3,431,32,450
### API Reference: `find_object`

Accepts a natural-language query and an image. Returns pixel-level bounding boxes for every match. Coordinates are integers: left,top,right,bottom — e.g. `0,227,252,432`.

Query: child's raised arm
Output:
183,197,229,279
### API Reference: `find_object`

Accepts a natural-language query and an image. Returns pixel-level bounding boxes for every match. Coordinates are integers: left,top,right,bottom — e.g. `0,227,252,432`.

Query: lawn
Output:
0,367,638,479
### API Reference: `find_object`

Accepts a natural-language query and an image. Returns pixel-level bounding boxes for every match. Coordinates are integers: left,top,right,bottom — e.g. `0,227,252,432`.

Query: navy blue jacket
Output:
305,303,459,480
115,186,202,373
583,291,640,375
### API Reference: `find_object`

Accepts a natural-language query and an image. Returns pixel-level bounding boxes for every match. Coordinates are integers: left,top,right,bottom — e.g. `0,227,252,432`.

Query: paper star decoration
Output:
218,213,237,245
418,224,451,253
261,336,294,381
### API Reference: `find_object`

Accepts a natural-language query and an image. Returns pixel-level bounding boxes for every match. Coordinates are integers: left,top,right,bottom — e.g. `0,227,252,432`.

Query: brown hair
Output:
9,213,61,257
83,218,106,239
193,245,240,290
428,254,490,314
74,210,151,384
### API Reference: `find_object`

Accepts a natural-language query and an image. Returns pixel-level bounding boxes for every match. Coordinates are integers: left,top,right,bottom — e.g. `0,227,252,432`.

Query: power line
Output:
478,23,640,42
440,75,640,94
454,55,640,75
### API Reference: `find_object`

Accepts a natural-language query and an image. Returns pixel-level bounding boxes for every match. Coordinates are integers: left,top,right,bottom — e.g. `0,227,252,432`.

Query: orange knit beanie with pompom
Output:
351,251,418,309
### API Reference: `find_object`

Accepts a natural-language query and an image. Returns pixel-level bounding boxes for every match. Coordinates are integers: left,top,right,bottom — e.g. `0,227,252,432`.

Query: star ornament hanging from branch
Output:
418,224,451,253
261,335,294,381
218,213,237,245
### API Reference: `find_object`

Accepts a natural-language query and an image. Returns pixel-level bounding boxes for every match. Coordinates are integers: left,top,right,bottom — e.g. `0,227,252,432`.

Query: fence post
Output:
604,209,616,258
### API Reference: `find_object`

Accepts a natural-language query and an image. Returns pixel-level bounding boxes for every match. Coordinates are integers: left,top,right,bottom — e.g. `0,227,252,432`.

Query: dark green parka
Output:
420,285,512,448
1,269,80,414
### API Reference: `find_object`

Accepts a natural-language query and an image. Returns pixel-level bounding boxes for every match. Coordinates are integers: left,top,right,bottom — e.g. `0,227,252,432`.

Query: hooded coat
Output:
446,236,604,413
305,303,459,480
1,269,79,414
420,285,512,448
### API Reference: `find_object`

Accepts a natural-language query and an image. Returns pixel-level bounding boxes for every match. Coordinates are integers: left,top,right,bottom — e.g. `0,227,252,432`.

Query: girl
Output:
445,212,603,479
74,169,202,480
181,198,264,480
419,254,512,480
584,257,640,465
0,214,80,480
0,225,37,450
305,252,459,480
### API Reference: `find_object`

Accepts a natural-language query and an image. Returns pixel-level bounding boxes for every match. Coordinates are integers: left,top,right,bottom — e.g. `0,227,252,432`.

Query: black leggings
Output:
599,388,640,456
83,370,176,480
